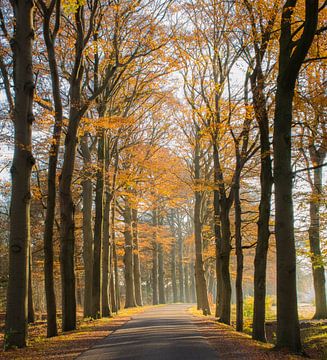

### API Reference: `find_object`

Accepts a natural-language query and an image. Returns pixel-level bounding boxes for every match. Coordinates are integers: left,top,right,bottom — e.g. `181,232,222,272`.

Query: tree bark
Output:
28,247,35,324
152,209,159,305
171,243,178,303
308,157,327,319
102,181,112,317
213,143,223,319
234,172,243,332
176,211,185,303
274,1,318,352
250,67,272,342
59,5,89,331
218,204,232,324
132,208,143,306
41,0,62,336
109,242,117,313
190,262,196,303
158,243,166,304
92,131,105,319
194,137,210,315
123,198,136,308
80,135,93,318
5,0,35,348
59,121,77,331
274,81,302,354
111,198,120,311
184,262,190,303
213,143,231,323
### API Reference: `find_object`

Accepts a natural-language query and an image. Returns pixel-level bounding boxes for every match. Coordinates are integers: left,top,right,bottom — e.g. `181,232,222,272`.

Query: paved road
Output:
77,304,218,360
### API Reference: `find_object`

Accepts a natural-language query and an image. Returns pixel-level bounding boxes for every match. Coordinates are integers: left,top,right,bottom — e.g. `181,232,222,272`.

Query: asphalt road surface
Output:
76,304,218,360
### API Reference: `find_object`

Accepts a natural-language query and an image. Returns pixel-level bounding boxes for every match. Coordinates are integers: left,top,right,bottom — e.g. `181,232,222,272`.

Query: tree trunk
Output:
219,204,232,324
81,135,93,318
152,210,159,305
110,249,117,313
207,271,214,299
42,7,62,337
309,163,327,319
59,117,79,331
92,132,105,318
102,184,112,317
123,198,136,308
213,144,223,319
215,248,223,318
234,173,243,332
273,1,318,352
152,243,159,305
274,86,301,352
184,263,190,303
111,198,120,311
132,208,143,306
5,0,35,348
171,243,178,303
190,262,196,303
194,207,210,315
109,198,117,312
76,273,83,307
213,143,230,323
250,69,272,342
177,214,184,303
194,138,210,315
28,248,35,324
158,243,166,304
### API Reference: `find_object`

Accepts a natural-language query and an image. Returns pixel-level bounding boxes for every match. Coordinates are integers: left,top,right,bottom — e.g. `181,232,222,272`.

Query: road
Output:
76,304,218,360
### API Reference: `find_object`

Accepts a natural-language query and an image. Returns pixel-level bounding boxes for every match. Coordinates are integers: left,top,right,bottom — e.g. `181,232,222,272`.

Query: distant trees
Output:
298,63,327,319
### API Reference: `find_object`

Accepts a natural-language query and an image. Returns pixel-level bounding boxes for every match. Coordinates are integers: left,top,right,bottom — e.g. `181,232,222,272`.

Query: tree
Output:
37,0,63,336
80,134,94,318
123,196,137,308
4,0,35,348
297,62,327,319
241,0,278,341
273,0,320,352
132,207,143,306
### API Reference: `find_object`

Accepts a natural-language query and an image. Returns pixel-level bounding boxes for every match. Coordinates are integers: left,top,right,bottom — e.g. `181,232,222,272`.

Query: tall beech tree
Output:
273,0,319,352
297,64,327,319
179,0,246,322
123,196,137,308
231,74,259,332
37,0,63,337
132,207,143,306
4,0,35,348
152,208,159,305
80,134,94,318
175,108,211,314
304,118,327,320
241,0,278,342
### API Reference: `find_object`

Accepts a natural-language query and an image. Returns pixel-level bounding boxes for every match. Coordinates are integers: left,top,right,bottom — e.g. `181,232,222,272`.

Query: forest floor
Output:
0,306,149,359
191,307,327,360
0,304,326,359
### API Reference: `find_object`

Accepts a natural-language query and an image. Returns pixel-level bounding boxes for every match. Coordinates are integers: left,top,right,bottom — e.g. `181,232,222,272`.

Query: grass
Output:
189,306,305,360
301,324,327,359
190,301,327,359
